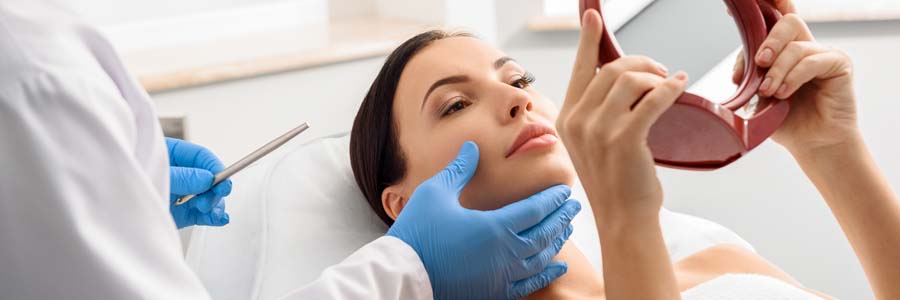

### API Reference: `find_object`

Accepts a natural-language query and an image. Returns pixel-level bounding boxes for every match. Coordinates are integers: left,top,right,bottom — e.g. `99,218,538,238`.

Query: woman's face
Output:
382,36,577,217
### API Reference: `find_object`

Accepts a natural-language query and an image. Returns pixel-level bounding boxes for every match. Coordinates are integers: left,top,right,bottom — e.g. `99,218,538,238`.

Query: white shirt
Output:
0,2,431,299
281,237,433,300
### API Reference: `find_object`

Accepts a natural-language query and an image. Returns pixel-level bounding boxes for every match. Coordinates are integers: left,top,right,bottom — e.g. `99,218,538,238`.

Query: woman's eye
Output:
441,98,471,117
511,72,536,89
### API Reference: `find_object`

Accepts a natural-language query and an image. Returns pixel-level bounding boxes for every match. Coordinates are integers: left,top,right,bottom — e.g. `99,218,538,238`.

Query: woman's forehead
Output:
405,36,506,77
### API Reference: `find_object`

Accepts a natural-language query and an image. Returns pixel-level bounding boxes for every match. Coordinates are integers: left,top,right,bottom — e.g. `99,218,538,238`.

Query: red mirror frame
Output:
579,0,789,170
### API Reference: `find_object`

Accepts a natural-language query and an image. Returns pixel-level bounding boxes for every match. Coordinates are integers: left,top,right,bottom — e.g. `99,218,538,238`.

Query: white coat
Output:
0,1,432,299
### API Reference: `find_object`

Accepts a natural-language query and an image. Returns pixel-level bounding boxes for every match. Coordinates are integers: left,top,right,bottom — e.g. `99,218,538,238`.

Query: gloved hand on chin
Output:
387,141,582,300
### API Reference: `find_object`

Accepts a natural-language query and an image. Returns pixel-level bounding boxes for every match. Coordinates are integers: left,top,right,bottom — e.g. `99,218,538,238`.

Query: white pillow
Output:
185,133,386,300
185,133,753,300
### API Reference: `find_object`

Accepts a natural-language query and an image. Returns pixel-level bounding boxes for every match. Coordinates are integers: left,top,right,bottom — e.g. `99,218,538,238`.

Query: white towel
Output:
682,274,827,300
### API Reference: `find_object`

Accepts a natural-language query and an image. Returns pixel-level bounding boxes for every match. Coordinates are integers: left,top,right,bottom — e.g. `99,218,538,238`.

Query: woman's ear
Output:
382,184,409,221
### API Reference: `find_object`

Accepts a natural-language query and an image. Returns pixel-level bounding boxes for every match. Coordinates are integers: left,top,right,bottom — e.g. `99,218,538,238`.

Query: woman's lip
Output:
506,133,558,158
506,123,559,158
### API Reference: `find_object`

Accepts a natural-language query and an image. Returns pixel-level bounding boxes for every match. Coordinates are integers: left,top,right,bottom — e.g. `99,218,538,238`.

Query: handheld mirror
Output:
579,0,789,170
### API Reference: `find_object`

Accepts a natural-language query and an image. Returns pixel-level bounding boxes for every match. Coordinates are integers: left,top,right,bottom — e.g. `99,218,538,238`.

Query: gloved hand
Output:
166,138,232,229
388,141,582,300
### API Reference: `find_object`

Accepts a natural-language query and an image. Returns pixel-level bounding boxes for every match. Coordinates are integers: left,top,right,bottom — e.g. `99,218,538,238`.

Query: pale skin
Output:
377,0,899,298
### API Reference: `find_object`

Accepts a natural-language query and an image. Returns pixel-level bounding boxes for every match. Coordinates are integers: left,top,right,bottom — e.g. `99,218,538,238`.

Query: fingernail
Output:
757,48,774,64
675,72,688,81
581,10,595,26
776,84,788,97
760,77,772,93
655,62,668,75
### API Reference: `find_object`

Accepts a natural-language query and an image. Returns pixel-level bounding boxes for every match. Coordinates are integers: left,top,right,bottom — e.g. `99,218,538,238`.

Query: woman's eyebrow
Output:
419,57,517,112
421,75,470,112
494,56,516,70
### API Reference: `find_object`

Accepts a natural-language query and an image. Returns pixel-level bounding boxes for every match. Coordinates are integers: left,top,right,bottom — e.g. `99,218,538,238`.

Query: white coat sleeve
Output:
278,236,434,300
0,70,210,299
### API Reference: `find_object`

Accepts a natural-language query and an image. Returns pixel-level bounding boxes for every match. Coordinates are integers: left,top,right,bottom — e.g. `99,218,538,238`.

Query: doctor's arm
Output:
278,237,433,300
0,72,210,298
731,3,900,299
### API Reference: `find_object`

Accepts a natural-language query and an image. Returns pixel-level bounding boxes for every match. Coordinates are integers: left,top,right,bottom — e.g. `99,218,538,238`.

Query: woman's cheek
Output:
443,116,493,150
534,98,560,121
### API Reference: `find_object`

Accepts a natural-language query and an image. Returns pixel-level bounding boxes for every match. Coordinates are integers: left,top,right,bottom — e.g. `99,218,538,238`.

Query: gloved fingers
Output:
166,138,226,173
182,178,231,212
518,224,573,278
175,210,229,229
195,145,226,173
167,138,203,167
517,200,581,257
432,141,479,195
497,185,571,233
509,261,568,299
170,206,190,229
170,166,215,196
174,217,191,229
502,185,572,233
193,199,230,227
184,189,219,213
171,205,199,229
212,178,233,198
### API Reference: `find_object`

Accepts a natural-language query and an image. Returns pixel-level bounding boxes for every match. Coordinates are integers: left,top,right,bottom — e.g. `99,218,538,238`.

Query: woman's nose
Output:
506,93,533,120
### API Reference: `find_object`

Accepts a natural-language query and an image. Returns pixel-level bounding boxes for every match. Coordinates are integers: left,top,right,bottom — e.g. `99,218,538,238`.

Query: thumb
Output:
433,141,480,195
581,7,605,51
170,166,215,196
733,49,745,85
773,0,797,14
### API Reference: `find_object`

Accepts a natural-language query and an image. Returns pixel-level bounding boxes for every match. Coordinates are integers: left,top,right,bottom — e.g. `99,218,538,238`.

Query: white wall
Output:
149,0,900,298
70,0,378,26
69,0,280,26
153,58,384,164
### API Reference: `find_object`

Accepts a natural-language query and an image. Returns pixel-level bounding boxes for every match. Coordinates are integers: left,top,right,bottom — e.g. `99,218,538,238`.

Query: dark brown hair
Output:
350,30,473,226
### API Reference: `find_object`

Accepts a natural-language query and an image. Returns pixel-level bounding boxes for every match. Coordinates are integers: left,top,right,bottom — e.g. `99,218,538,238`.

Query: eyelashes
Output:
438,72,536,118
512,72,536,89
440,97,471,117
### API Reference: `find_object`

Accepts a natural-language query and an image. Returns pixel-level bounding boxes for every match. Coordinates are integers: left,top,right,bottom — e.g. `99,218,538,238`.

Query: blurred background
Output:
71,0,900,298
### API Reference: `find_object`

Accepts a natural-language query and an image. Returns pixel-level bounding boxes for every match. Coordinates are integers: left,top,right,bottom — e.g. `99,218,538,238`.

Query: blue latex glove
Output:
387,141,582,300
166,138,232,229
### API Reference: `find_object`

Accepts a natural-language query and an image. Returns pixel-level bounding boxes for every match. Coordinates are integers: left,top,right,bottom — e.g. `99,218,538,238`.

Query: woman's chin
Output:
460,152,576,211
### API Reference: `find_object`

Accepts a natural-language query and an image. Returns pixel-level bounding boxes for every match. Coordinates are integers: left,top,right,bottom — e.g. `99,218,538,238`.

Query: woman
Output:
349,2,900,299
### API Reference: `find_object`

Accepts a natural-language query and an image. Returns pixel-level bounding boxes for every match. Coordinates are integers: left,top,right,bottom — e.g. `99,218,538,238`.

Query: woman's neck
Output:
525,241,605,299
